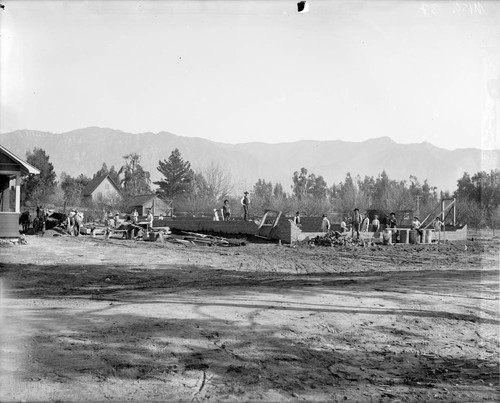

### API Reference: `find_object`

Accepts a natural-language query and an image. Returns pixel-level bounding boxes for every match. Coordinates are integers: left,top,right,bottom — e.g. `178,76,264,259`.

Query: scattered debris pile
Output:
316,231,361,247
167,231,247,247
297,231,371,247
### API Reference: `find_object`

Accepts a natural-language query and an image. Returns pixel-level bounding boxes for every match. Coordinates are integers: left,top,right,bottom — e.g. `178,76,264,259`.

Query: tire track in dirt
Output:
0,234,498,402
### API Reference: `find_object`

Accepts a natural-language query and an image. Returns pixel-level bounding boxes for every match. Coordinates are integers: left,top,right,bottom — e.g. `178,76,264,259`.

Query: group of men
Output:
123,209,154,239
213,195,447,244
213,191,251,222
317,208,446,243
345,209,399,239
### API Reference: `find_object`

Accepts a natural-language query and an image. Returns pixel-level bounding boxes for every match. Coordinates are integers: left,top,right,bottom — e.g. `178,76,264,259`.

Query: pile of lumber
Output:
167,231,246,247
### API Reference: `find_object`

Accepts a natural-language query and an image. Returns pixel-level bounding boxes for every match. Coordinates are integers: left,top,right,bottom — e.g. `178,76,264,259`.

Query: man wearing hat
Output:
389,212,397,228
352,208,361,239
241,191,250,221
389,212,399,243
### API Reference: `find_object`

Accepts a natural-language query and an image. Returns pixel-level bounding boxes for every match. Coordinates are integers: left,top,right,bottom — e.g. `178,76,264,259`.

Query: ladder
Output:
255,210,282,240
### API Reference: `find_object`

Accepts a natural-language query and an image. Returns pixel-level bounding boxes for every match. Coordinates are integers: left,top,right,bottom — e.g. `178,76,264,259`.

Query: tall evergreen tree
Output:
24,148,57,202
155,149,194,199
121,153,151,196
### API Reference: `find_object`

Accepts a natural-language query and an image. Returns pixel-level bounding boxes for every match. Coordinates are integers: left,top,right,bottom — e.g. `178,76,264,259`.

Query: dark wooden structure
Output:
127,194,173,217
0,145,40,238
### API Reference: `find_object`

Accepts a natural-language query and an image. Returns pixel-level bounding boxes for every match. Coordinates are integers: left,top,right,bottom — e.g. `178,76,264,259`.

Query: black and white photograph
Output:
0,0,499,401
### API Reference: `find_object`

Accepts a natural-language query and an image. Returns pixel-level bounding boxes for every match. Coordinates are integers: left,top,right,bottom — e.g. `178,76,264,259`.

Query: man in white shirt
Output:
412,216,423,242
361,213,370,232
132,209,139,223
294,211,301,225
433,217,444,243
340,218,348,233
241,191,250,221
371,215,380,232
321,214,331,232
146,210,154,234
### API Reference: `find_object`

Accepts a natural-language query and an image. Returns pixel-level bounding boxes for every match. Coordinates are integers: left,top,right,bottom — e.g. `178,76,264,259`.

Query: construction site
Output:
2,0,500,400
12,194,467,245
0,125,497,402
1,196,499,402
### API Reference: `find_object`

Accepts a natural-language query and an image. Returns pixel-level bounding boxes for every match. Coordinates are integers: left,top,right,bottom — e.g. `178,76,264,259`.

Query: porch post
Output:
15,174,21,213
453,198,456,227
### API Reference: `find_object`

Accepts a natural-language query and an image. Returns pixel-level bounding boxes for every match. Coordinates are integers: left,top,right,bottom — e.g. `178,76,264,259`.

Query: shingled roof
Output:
82,174,122,197
0,144,40,176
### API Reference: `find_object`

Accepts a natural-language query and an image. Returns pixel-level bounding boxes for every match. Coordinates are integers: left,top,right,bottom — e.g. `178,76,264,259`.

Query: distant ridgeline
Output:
0,127,498,193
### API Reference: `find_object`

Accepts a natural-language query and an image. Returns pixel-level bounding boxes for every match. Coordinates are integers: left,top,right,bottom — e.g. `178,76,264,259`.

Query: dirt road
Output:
0,233,498,402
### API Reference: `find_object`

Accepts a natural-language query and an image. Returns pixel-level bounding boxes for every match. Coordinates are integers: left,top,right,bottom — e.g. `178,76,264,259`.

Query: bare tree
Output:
199,161,233,201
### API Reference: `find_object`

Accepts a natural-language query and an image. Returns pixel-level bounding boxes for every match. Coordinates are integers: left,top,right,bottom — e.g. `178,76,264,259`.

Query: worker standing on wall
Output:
222,199,231,221
294,211,301,225
241,191,250,221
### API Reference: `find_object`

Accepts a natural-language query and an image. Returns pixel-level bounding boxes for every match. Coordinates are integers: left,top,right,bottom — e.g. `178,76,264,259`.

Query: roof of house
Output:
82,174,122,196
0,144,41,176
127,194,159,206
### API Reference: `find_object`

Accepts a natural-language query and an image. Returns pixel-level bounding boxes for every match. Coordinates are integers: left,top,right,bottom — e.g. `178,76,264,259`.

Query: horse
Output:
19,211,34,232
67,211,84,236
32,206,48,233
46,212,67,230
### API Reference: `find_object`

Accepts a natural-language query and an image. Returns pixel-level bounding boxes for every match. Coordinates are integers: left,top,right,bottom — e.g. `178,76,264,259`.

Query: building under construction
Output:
153,199,466,245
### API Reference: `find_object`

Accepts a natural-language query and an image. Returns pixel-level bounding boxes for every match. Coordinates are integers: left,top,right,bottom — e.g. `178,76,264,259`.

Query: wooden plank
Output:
0,213,20,238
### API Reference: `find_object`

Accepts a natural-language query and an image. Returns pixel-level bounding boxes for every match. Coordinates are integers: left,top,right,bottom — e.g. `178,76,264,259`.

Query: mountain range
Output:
1,127,499,193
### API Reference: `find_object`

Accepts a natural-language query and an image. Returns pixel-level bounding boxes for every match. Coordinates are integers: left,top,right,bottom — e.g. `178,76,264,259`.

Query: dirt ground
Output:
0,231,499,402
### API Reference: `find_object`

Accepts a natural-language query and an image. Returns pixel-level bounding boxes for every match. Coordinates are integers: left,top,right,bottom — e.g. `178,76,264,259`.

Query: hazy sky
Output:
1,0,499,150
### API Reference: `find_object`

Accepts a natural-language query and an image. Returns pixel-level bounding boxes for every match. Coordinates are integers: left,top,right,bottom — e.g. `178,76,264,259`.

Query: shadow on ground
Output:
19,309,500,398
1,262,498,325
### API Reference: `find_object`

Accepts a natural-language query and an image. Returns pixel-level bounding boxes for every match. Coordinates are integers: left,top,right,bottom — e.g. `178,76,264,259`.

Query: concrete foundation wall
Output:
440,225,467,242
152,218,468,245
297,231,327,241
295,217,341,233
154,218,259,236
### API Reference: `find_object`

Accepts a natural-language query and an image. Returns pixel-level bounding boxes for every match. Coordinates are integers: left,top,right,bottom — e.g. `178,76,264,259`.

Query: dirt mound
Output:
43,227,68,237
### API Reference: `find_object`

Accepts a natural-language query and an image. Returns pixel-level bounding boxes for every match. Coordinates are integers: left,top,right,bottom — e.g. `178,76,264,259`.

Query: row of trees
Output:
245,168,499,229
20,147,500,228
249,170,440,220
455,170,500,228
23,150,153,207
155,149,233,201
21,148,234,213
